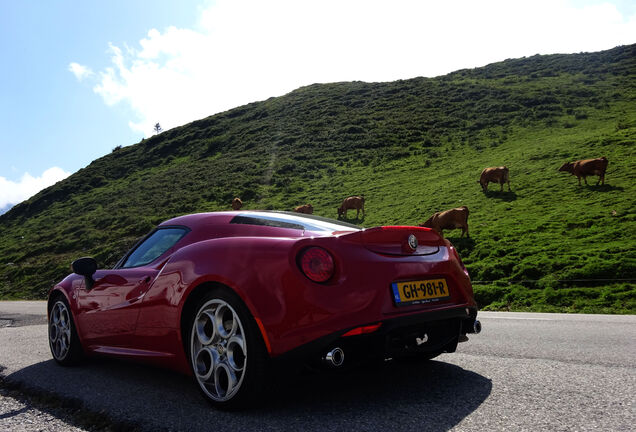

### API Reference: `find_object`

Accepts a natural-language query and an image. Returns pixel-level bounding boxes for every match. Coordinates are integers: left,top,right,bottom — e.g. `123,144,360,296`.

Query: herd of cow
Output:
230,156,609,238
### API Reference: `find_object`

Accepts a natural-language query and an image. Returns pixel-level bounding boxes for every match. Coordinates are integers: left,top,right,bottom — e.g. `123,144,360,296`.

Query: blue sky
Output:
0,0,203,210
1,0,635,212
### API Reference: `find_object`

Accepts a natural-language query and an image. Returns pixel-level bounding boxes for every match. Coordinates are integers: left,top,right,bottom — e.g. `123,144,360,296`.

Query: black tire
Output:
48,295,83,365
188,288,269,410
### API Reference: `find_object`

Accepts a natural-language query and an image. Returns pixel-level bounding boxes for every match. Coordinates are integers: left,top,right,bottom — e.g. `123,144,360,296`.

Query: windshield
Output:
120,227,188,268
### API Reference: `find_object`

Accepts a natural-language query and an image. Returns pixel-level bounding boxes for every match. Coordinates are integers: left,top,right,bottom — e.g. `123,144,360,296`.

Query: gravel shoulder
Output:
0,385,88,432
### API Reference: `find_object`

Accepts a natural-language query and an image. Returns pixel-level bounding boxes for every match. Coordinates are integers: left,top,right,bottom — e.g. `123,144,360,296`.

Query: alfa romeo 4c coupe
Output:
48,211,481,409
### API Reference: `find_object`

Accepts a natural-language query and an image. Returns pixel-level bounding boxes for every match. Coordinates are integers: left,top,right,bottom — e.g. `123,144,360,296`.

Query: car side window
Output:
121,227,188,268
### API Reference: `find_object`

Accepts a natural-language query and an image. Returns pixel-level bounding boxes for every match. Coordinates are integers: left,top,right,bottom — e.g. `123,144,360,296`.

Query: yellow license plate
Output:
391,278,450,306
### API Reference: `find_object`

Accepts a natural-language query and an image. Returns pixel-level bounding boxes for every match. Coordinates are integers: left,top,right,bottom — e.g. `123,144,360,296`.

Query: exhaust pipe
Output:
324,347,345,367
473,320,482,334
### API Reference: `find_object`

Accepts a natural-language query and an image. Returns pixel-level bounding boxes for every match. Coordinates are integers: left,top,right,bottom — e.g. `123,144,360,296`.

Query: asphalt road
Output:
0,302,634,431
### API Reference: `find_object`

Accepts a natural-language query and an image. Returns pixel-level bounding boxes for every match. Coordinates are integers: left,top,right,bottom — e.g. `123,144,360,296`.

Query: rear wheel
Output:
189,289,268,410
48,297,83,365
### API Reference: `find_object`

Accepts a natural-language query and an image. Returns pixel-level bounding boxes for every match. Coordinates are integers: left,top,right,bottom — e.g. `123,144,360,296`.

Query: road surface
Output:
0,301,634,431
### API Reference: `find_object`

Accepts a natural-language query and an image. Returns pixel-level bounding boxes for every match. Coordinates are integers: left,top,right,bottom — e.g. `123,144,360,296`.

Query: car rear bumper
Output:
274,305,479,366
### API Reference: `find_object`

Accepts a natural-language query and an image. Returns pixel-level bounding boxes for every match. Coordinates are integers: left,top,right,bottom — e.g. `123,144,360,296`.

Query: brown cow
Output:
231,197,243,210
294,204,314,214
337,196,365,219
479,166,511,192
558,157,608,186
420,206,469,238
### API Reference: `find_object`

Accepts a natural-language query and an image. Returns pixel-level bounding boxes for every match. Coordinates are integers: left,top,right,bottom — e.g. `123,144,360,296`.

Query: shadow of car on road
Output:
5,357,491,431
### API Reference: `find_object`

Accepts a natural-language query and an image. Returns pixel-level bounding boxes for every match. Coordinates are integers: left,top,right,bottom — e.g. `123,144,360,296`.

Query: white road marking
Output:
484,316,557,321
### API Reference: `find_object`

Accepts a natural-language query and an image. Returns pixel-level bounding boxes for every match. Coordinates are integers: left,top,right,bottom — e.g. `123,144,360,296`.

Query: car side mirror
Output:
72,257,97,290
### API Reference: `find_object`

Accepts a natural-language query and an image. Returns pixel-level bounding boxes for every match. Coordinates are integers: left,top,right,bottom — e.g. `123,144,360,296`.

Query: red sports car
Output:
48,211,481,409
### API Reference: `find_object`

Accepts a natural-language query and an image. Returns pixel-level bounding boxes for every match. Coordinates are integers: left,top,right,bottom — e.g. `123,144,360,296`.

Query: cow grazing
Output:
420,206,470,238
337,196,365,219
294,204,313,214
479,166,511,192
558,157,608,186
231,197,243,210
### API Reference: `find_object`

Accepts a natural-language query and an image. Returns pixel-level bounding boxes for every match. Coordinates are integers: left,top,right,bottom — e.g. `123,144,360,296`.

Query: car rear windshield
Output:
230,212,360,233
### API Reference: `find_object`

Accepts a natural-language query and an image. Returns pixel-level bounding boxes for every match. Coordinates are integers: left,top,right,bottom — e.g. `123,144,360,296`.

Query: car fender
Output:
137,236,299,346
47,274,87,346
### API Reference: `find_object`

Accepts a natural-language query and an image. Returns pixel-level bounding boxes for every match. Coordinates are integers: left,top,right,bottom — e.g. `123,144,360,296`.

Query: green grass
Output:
474,283,636,314
1,44,635,313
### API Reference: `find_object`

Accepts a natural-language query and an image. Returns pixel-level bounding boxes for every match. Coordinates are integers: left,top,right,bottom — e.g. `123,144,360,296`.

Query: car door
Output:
75,226,189,348
76,268,157,348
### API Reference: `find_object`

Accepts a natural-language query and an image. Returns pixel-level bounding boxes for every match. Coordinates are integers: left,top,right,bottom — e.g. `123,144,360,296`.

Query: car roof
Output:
158,211,360,232
159,211,237,229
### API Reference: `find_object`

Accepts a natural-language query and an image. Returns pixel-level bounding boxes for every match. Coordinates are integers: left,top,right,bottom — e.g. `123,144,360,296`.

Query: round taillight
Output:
299,247,335,283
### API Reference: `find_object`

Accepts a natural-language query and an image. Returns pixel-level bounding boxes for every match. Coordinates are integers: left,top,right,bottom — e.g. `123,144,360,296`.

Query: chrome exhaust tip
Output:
473,320,482,334
324,347,345,367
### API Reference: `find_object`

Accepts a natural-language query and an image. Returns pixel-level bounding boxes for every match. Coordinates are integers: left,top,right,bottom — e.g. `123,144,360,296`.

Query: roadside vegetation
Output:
1,44,634,313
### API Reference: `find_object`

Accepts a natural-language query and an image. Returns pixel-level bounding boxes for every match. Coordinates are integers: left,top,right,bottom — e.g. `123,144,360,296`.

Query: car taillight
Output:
298,247,334,283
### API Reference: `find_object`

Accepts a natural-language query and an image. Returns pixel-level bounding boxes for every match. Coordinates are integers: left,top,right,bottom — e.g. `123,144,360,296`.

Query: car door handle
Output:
129,276,153,302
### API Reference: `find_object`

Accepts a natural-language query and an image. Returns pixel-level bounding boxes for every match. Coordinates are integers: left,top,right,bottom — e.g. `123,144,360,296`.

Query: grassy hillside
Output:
1,44,635,313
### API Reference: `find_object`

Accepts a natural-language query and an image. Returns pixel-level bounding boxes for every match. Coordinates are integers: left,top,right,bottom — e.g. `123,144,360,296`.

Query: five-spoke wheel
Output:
190,291,267,409
48,297,82,365
191,298,248,402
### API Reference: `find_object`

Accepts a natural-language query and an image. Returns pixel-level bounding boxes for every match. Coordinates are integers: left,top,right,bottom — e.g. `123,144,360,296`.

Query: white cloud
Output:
0,167,71,209
68,62,94,81
76,0,636,136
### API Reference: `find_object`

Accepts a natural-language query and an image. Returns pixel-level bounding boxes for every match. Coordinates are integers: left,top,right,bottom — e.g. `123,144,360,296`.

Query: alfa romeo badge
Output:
407,234,418,250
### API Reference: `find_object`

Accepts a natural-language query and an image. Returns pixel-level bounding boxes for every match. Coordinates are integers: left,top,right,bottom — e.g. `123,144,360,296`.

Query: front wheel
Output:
189,289,268,409
48,297,83,365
